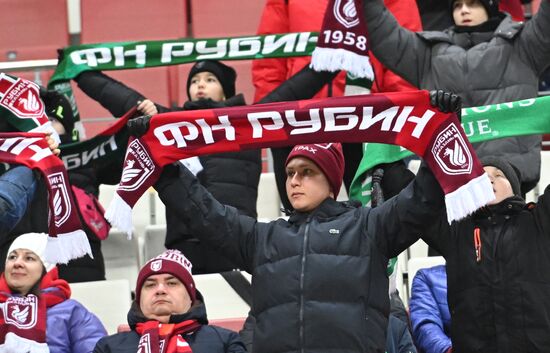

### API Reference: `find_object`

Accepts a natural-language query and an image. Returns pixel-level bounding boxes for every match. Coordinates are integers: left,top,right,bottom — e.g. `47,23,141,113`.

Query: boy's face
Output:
484,166,514,205
188,72,225,102
286,157,333,212
452,0,489,26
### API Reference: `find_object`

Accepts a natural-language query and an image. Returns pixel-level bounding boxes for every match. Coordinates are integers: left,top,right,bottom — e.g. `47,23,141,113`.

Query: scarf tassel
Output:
45,230,92,264
311,47,374,80
104,192,133,239
0,332,49,353
444,172,495,223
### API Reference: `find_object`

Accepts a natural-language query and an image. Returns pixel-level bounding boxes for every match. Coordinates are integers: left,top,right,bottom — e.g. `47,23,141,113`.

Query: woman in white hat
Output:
0,232,106,353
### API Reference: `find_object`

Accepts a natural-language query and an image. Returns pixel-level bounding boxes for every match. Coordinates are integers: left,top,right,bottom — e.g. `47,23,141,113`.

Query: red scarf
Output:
0,268,70,353
0,132,91,264
0,73,59,141
106,91,495,236
310,0,374,80
135,320,201,353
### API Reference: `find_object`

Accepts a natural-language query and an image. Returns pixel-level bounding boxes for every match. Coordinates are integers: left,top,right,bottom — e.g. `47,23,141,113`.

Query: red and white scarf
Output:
0,73,59,142
0,268,71,353
135,320,201,353
0,132,90,264
106,91,494,236
310,0,374,80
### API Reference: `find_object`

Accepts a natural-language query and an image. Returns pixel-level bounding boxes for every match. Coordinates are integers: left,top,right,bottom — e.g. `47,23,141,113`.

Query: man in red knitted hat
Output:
94,249,246,353
152,142,443,353
127,90,459,353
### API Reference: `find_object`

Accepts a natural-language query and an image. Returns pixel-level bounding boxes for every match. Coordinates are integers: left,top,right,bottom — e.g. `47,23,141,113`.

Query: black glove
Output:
127,115,151,138
429,90,462,120
183,98,225,111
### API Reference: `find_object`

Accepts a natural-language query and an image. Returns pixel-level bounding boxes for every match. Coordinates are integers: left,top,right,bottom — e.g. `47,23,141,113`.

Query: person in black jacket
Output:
126,90,458,353
419,157,550,353
76,61,341,274
94,249,246,353
75,60,261,273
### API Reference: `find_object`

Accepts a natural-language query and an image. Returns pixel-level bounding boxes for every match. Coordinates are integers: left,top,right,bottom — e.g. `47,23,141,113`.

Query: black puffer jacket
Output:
94,292,246,353
76,71,261,273
154,162,443,353
423,186,550,353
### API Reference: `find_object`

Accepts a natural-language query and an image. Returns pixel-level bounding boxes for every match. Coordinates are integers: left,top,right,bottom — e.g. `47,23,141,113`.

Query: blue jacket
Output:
47,299,107,353
0,166,36,234
409,265,451,353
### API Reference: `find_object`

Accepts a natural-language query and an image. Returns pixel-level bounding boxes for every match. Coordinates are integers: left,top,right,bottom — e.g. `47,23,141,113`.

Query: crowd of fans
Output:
0,0,549,352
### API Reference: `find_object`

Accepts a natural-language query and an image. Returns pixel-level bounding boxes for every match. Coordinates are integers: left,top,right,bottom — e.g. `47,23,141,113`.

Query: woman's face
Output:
188,72,225,102
5,249,43,295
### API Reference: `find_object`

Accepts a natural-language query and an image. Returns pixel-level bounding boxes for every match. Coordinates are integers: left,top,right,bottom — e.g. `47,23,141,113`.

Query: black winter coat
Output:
75,71,261,273
154,162,443,353
424,185,550,353
94,293,246,353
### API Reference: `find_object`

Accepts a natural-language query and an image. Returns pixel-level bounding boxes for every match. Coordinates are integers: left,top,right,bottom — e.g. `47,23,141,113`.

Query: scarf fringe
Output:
444,172,495,223
105,192,133,238
45,230,92,264
30,121,60,144
311,47,374,80
1,332,49,353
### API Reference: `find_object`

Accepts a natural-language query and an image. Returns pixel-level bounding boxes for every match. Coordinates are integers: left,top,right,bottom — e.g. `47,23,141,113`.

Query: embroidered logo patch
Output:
150,259,162,272
0,74,46,120
4,295,38,329
48,171,72,227
432,123,472,175
118,139,155,192
334,0,360,28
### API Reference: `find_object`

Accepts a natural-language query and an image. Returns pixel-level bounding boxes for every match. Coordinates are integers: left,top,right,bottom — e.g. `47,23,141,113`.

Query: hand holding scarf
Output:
106,91,494,236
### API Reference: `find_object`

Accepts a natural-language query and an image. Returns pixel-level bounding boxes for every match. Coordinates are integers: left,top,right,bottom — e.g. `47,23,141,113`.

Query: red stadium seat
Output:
190,0,264,38
209,317,246,332
78,0,188,136
80,0,188,44
0,0,68,61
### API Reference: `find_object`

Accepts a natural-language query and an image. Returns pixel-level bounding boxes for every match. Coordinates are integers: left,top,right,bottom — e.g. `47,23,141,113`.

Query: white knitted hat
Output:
7,233,55,272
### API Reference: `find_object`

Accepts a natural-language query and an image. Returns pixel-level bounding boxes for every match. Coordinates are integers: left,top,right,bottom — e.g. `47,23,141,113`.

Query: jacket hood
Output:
127,289,209,329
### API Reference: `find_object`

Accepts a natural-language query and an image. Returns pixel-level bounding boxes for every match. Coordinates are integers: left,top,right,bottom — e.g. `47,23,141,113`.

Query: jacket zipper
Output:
299,216,312,353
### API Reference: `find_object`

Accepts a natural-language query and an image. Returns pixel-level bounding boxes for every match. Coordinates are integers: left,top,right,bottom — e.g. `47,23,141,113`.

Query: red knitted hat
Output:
286,143,345,197
135,249,196,304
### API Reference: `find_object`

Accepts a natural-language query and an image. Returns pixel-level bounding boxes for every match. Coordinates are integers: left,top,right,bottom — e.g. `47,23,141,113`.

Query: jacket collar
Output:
127,290,209,329
288,197,358,224
474,196,526,219
418,13,522,44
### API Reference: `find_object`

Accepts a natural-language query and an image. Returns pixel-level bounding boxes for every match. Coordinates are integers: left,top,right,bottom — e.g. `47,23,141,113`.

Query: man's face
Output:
188,72,225,102
484,166,514,205
453,0,489,26
285,157,333,212
139,274,192,323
